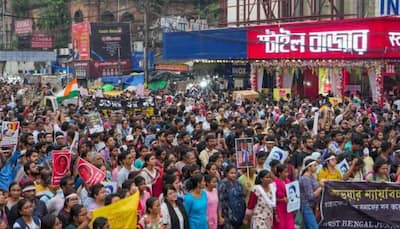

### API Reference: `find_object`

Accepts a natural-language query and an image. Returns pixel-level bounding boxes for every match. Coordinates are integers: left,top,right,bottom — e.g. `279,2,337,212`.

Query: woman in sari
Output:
244,170,276,229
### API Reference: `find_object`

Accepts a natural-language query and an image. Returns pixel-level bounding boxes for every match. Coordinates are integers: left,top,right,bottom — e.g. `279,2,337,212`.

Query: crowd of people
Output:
0,81,399,229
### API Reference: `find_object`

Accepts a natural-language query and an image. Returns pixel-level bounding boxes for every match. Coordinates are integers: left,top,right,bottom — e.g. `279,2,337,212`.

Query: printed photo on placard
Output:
336,159,350,176
264,146,289,170
235,138,255,168
0,121,20,146
52,150,72,185
87,112,104,134
286,181,300,213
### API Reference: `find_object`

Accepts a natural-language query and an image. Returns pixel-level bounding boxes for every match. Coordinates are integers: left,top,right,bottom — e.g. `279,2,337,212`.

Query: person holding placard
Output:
273,165,294,229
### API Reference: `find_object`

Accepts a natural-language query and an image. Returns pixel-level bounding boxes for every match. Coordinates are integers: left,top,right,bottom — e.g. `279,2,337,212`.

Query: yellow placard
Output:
146,107,155,117
92,192,139,229
273,88,291,101
329,97,343,107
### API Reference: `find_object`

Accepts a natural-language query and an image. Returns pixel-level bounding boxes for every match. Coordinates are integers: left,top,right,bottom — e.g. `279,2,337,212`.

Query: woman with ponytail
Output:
183,174,207,229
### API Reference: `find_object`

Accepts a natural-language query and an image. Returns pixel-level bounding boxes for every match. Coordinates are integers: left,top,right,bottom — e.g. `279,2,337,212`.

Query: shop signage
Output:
257,28,368,55
15,19,32,35
90,23,131,61
389,32,400,47
248,17,400,59
380,0,400,15
154,64,189,72
90,59,131,78
71,22,91,61
73,61,90,79
31,33,53,49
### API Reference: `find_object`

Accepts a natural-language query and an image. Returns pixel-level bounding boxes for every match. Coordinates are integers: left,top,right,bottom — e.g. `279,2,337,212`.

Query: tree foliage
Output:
36,0,71,48
12,0,45,17
194,0,220,24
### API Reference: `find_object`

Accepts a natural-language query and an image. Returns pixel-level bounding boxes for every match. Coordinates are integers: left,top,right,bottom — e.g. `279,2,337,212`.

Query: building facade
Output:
222,0,383,26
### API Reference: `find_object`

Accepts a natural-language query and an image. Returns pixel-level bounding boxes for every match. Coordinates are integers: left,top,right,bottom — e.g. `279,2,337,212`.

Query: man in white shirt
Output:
117,151,135,187
199,135,218,171
47,176,75,215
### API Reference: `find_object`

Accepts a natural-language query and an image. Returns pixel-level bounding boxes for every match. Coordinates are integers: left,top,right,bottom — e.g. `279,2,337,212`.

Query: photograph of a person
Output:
235,138,255,168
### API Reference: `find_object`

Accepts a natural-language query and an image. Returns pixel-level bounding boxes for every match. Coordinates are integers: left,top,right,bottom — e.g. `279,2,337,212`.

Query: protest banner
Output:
336,159,349,177
52,150,72,185
235,138,255,168
77,157,106,185
95,97,156,117
320,181,400,229
264,147,288,170
0,121,19,147
286,181,300,213
92,191,139,229
87,112,104,134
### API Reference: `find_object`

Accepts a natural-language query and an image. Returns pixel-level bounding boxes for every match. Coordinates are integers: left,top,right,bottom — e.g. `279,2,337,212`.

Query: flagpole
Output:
76,78,80,108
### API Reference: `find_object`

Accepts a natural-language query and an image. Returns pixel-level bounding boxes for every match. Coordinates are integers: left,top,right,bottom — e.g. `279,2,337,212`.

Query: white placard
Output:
312,111,319,137
286,181,300,213
336,159,350,177
264,146,289,171
103,181,117,195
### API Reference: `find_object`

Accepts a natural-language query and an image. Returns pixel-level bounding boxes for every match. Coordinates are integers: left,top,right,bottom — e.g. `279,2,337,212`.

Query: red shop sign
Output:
31,32,53,49
247,16,400,59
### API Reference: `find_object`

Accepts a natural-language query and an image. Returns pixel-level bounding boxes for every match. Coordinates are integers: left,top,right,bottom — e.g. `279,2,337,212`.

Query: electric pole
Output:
2,0,5,49
143,0,149,87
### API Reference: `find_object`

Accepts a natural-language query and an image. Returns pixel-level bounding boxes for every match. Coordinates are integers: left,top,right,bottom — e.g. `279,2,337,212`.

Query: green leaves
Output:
36,0,70,48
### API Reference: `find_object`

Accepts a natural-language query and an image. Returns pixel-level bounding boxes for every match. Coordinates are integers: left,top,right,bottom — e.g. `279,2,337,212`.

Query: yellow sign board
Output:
273,88,291,101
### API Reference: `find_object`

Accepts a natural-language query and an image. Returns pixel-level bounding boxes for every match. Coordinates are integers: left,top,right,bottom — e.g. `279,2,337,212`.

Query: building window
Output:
120,12,134,23
101,11,115,22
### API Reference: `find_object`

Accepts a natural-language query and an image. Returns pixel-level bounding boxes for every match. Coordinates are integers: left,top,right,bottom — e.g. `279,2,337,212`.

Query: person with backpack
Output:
218,165,246,229
12,198,41,229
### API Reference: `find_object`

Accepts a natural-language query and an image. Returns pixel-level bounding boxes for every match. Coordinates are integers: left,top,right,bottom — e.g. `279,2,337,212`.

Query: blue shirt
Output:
299,175,319,208
0,150,20,190
184,190,208,229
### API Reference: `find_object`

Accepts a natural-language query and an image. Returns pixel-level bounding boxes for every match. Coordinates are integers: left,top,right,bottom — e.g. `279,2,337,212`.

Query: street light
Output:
200,80,208,88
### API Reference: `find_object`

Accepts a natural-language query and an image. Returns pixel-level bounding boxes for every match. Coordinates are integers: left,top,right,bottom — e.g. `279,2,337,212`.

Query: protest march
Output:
0,79,399,229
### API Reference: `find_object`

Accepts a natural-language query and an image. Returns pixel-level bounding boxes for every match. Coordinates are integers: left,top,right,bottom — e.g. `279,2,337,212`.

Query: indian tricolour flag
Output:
56,78,79,103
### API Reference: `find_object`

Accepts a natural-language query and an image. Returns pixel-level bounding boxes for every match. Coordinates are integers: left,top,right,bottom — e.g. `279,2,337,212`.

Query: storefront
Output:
163,16,400,104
